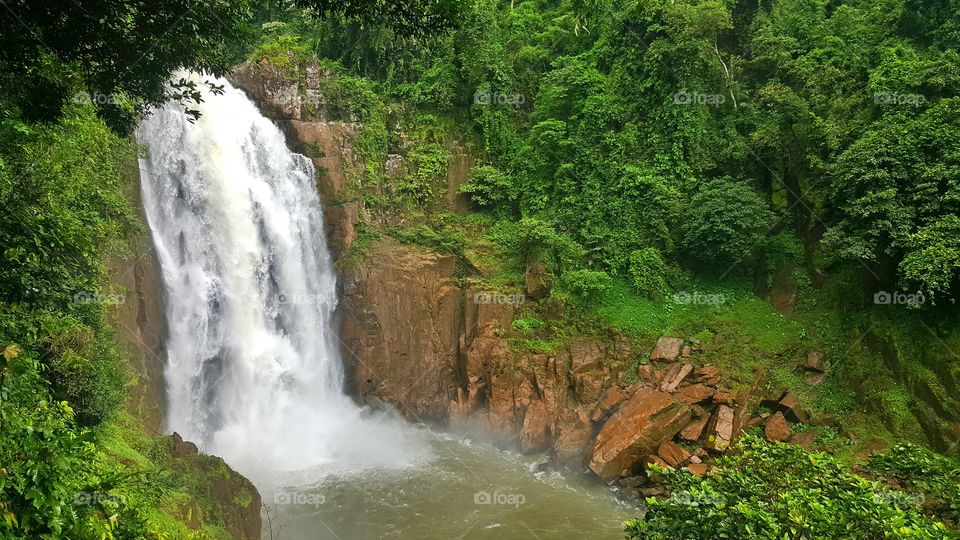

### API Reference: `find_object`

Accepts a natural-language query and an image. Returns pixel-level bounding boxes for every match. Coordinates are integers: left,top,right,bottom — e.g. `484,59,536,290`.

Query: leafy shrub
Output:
628,248,672,300
0,345,154,539
898,215,960,305
390,224,465,256
459,165,517,211
490,218,585,274
825,100,960,304
399,142,448,206
249,33,310,69
627,435,950,539
317,71,386,123
47,344,126,427
555,269,612,308
868,442,960,526
512,317,545,334
0,109,137,306
681,178,777,273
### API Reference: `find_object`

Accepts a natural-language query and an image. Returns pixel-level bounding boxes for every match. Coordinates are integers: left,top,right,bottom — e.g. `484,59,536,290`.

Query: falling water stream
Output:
137,73,631,539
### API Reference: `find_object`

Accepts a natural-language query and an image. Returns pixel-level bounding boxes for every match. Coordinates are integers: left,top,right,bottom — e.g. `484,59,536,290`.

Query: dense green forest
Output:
1,0,959,538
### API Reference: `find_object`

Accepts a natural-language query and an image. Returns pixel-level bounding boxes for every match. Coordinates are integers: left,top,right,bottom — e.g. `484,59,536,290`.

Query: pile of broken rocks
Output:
584,336,834,504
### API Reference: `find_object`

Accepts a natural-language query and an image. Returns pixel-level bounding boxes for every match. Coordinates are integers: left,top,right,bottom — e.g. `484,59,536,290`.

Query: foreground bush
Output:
626,435,951,539
868,443,960,527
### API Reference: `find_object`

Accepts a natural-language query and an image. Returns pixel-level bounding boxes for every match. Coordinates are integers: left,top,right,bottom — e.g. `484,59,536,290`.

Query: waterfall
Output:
136,72,428,488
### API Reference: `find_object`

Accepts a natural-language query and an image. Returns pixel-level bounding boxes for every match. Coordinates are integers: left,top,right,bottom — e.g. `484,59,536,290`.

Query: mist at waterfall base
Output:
137,74,631,538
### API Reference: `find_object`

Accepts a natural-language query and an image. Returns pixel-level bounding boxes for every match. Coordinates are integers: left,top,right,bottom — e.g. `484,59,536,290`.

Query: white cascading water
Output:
136,72,429,490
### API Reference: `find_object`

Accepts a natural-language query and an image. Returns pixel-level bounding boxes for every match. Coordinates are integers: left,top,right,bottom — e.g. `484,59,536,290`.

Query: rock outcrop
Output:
161,434,262,540
230,59,365,259
229,59,477,261
764,412,792,442
588,389,691,480
338,240,462,420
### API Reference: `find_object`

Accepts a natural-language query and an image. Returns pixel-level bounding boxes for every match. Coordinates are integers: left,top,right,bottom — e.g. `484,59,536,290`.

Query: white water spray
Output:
137,73,429,489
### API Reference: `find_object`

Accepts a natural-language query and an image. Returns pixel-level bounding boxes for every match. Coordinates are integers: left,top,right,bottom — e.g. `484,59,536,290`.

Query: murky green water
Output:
264,430,634,539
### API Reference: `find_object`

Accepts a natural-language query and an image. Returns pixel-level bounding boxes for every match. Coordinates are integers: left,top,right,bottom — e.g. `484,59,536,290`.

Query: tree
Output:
824,99,960,300
629,247,673,300
681,178,777,273
0,0,253,133
294,0,462,37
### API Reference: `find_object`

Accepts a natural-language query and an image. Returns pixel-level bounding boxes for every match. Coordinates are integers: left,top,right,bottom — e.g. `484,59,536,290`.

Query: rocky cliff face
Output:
338,241,463,420
107,189,167,435
166,433,263,540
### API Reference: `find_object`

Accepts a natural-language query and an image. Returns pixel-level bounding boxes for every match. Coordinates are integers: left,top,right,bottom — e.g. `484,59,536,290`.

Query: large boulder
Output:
519,400,553,452
674,384,715,405
777,391,810,424
650,337,683,361
706,405,735,451
553,410,593,468
588,389,691,480
162,435,262,540
732,370,769,440
764,412,792,442
801,351,826,372
525,259,551,300
657,441,692,467
679,416,710,442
